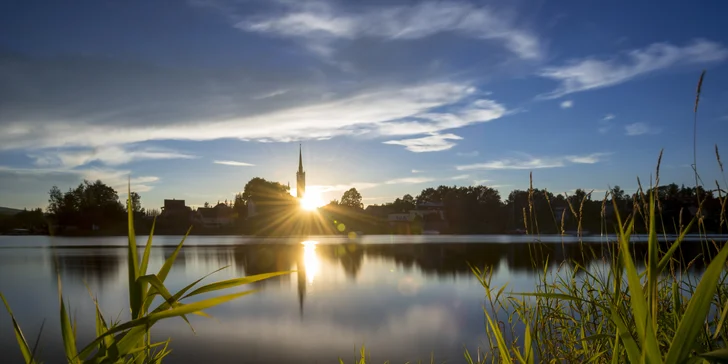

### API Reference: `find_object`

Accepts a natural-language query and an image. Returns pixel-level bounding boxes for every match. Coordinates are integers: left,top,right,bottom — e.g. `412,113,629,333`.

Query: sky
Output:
1,0,728,210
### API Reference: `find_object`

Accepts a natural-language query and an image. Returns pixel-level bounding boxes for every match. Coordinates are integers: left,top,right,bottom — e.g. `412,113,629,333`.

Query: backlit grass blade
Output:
608,303,641,363
483,307,511,363
616,215,650,343
183,271,292,298
58,276,79,363
150,266,229,313
158,227,191,282
85,286,112,356
665,242,728,364
138,216,157,311
144,226,191,312
0,293,36,364
647,192,659,331
698,348,728,363
657,218,695,272
713,299,728,340
77,317,152,360
149,289,257,321
524,322,534,364
512,321,534,364
138,274,197,333
127,188,141,319
138,275,176,306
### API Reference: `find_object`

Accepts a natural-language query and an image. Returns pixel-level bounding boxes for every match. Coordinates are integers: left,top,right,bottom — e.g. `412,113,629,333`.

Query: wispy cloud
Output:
236,1,542,60
451,174,470,180
473,179,491,185
385,177,435,185
1,79,489,152
456,151,479,157
378,99,508,137
598,114,616,133
0,166,160,194
29,146,196,169
252,89,289,100
457,152,610,170
383,133,463,152
560,100,574,109
411,169,423,173
214,160,255,167
538,39,728,98
625,122,661,136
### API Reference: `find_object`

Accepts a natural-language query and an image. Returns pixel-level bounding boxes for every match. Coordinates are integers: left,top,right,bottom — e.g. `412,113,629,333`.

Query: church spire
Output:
296,144,306,198
298,144,303,173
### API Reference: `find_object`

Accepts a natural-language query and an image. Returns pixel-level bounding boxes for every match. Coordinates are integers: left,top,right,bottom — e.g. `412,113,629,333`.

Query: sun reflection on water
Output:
301,240,320,284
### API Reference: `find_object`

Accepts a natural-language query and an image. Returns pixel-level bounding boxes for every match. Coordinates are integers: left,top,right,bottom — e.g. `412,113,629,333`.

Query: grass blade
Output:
657,218,696,272
647,192,659,332
713,299,728,340
0,293,36,364
608,304,641,363
699,348,728,363
127,189,141,319
665,242,728,364
183,271,292,298
139,216,155,277
483,308,511,363
150,266,229,313
158,227,191,283
149,290,257,321
138,216,157,313
524,322,534,364
144,226,191,312
58,276,79,363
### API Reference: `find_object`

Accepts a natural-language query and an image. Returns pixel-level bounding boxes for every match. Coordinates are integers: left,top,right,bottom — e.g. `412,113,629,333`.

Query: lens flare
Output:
300,191,324,211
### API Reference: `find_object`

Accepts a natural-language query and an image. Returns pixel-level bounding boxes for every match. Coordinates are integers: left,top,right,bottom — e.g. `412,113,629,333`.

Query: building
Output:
195,203,234,228
386,202,448,233
160,199,191,219
296,144,306,198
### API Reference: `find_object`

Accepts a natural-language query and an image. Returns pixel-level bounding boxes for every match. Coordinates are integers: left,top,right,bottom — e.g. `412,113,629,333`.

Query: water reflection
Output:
0,239,722,363
301,241,320,284
45,241,719,291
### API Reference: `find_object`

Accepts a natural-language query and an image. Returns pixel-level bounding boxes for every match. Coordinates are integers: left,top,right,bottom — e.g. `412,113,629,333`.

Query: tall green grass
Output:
460,70,728,364
466,183,728,364
1,185,288,363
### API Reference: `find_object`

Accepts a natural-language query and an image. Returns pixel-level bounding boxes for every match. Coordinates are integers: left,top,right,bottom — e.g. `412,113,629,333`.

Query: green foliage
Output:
468,182,728,363
340,188,364,209
2,184,287,363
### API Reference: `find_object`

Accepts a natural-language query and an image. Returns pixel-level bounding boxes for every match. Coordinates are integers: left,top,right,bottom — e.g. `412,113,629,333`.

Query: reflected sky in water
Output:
0,236,714,363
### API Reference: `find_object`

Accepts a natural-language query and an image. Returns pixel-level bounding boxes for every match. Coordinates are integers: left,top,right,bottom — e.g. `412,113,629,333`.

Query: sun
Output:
300,191,324,211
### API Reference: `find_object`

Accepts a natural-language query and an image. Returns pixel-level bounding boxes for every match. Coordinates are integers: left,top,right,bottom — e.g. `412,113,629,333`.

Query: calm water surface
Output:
0,235,718,363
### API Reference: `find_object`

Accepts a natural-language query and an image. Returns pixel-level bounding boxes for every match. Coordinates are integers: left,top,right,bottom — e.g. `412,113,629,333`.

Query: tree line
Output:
2,177,724,236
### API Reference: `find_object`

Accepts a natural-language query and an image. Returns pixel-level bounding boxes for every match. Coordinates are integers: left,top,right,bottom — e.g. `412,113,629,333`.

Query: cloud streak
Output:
383,133,463,152
625,122,661,136
29,146,196,169
538,39,728,98
457,152,610,170
237,1,542,60
214,160,255,166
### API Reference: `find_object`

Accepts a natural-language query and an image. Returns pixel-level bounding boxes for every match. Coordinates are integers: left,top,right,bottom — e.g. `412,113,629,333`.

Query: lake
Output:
0,235,720,363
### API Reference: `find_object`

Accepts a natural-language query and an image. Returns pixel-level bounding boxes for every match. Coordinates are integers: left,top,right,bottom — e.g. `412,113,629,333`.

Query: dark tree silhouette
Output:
340,188,363,209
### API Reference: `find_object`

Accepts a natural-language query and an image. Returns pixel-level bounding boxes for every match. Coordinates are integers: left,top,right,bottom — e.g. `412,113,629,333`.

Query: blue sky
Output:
1,0,728,209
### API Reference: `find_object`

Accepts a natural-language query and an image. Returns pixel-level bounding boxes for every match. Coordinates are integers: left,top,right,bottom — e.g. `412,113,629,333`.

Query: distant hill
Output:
0,207,23,215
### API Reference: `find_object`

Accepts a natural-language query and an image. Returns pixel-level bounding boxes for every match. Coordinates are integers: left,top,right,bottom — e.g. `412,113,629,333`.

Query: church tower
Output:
296,144,306,198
